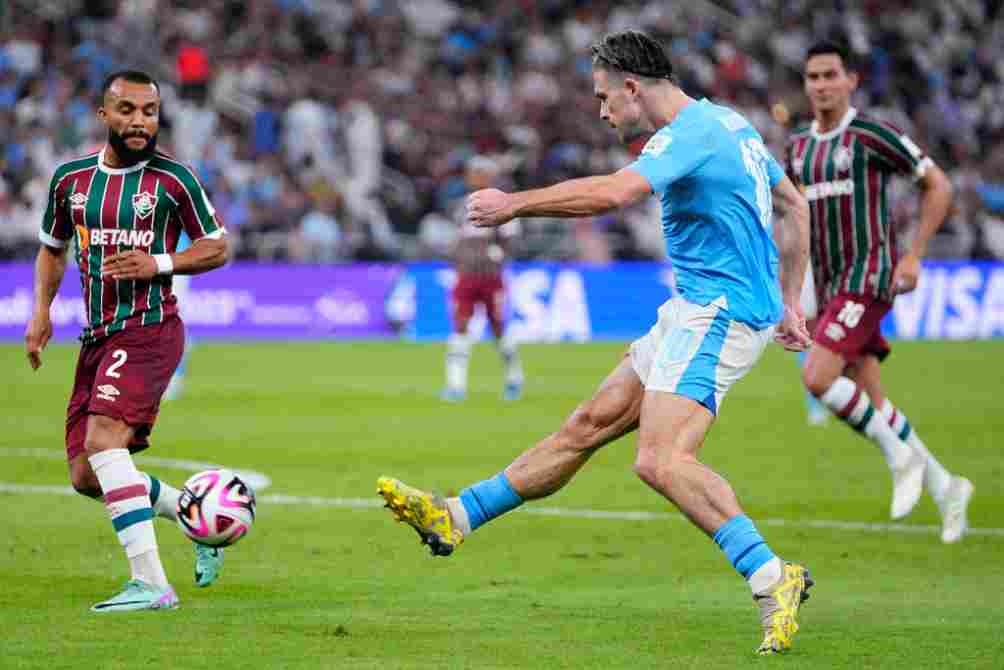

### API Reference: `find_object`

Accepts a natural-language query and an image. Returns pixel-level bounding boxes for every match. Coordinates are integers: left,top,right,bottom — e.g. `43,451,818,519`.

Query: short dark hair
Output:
805,40,856,71
591,30,675,82
101,70,160,97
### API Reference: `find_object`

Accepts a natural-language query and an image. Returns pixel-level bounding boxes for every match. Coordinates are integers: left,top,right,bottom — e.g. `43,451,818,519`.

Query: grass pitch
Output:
2,340,1002,669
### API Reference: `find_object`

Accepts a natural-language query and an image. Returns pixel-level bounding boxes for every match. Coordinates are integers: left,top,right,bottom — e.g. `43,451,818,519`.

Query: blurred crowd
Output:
2,0,1003,263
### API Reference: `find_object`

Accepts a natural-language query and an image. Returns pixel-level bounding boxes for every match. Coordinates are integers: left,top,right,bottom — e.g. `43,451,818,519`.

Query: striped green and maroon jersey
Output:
38,149,224,343
785,107,932,304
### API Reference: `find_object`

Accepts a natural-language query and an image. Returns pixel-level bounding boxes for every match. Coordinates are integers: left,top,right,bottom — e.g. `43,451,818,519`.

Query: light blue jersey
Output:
629,98,785,329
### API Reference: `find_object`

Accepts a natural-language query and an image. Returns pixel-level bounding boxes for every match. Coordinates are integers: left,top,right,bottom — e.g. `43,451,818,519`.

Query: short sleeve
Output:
766,153,785,188
628,127,711,194
858,118,932,181
172,164,225,241
38,172,73,249
784,136,802,186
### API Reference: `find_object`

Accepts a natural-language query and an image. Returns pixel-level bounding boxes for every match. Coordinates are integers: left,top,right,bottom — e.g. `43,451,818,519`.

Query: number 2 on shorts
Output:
105,349,128,378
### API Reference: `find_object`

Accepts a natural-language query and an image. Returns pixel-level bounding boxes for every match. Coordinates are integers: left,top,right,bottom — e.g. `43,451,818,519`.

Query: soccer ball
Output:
177,469,256,547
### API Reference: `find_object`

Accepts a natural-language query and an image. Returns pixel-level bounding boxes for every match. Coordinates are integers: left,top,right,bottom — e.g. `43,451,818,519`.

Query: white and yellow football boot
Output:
754,562,814,655
377,476,463,556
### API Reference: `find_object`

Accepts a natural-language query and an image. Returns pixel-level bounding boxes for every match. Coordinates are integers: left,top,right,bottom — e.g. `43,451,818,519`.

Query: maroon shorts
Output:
453,273,504,330
65,316,185,461
813,293,892,364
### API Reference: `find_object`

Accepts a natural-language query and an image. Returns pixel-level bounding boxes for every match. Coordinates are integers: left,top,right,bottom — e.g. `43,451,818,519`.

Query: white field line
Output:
0,483,999,539
3,448,996,539
0,447,271,491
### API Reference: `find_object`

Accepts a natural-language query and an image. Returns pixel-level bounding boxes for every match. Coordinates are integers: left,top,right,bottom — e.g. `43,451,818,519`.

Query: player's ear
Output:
624,76,641,98
847,70,860,91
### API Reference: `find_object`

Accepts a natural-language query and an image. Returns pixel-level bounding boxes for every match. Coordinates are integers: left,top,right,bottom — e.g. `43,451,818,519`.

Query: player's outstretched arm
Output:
25,244,69,370
467,168,652,228
102,236,228,280
771,175,812,351
771,175,810,307
892,163,953,294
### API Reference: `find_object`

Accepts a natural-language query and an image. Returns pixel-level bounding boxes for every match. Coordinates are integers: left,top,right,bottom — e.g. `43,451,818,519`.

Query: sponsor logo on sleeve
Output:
641,133,672,157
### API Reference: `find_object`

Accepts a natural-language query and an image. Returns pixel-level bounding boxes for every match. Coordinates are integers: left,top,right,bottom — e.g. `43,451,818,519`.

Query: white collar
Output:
98,147,150,175
811,106,857,141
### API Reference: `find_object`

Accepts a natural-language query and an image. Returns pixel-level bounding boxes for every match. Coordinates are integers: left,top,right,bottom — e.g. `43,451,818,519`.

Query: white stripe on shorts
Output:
629,297,773,414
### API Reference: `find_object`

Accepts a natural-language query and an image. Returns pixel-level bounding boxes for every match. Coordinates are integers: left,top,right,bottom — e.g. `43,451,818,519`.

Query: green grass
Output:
1,340,1002,669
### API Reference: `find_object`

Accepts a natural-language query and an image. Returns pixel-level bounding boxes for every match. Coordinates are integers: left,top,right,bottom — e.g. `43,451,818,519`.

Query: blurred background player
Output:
442,155,524,402
163,230,191,401
24,71,229,612
789,42,974,542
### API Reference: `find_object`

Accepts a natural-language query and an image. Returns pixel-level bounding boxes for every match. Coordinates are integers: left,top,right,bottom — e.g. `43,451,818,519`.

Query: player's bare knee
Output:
632,448,660,488
801,365,832,398
633,442,693,490
83,415,132,456
69,463,102,498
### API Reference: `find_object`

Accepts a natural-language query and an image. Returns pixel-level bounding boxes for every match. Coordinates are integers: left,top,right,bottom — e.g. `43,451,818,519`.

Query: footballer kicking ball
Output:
177,469,256,547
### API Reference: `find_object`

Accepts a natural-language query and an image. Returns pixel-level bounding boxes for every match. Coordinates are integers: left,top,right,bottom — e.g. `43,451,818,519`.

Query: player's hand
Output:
774,303,812,352
891,253,921,295
467,188,516,228
25,311,52,370
102,250,157,280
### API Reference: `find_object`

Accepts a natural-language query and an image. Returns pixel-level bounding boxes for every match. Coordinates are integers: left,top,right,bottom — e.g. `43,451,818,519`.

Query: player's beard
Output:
107,128,158,166
616,119,648,147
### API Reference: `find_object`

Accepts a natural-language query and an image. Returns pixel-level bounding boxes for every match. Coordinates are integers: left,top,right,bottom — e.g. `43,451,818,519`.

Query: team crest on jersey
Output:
641,133,672,157
833,146,853,173
69,192,88,210
132,191,158,219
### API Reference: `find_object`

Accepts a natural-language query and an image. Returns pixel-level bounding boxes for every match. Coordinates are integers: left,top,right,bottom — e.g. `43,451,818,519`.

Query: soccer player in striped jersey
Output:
789,42,973,542
442,156,523,402
24,71,229,611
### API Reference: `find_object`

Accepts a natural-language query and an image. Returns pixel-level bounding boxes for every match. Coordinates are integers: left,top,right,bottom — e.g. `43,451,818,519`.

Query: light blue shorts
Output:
629,297,774,415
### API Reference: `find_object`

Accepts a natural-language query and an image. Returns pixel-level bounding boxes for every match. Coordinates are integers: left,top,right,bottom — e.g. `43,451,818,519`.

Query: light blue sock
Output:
713,515,776,580
458,473,523,532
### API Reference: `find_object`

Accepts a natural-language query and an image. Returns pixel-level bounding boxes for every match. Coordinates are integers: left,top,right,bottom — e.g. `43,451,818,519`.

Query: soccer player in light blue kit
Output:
378,31,814,655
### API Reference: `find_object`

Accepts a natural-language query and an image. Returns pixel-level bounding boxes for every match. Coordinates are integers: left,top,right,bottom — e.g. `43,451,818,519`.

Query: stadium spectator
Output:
1,0,1002,262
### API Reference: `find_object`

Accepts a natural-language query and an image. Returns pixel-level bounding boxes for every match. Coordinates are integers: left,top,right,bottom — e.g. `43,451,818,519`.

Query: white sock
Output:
132,549,170,590
445,496,472,536
446,333,471,393
748,556,783,594
879,400,953,507
498,334,524,387
819,377,912,471
89,449,169,590
142,472,181,521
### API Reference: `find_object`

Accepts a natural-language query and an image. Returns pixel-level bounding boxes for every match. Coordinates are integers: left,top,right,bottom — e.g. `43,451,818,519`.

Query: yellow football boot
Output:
754,562,814,655
377,476,463,556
